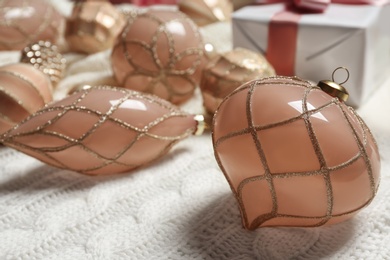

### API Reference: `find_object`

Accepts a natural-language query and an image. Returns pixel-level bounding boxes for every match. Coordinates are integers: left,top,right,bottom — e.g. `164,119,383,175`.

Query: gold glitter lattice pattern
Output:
212,76,380,230
201,47,275,114
0,0,63,50
1,86,197,175
111,10,205,104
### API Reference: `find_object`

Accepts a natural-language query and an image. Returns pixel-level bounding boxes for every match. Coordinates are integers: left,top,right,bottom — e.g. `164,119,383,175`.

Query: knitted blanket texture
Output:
0,1,389,259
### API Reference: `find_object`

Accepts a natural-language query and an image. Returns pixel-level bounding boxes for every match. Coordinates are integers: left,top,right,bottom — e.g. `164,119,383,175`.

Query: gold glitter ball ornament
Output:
65,1,126,54
111,9,206,105
212,75,380,230
20,41,66,87
0,0,64,51
201,47,275,115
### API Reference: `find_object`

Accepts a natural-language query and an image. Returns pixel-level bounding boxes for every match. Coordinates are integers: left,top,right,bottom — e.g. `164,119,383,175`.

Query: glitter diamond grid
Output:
212,76,379,230
1,86,196,175
112,10,204,104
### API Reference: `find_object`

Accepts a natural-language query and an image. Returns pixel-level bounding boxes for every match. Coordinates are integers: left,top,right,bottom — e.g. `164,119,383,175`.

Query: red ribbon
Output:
253,0,330,11
266,10,300,76
253,0,386,10
109,0,177,5
258,0,388,75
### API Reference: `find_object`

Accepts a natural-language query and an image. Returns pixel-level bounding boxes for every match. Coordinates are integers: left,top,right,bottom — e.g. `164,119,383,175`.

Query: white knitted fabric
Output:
1,1,390,259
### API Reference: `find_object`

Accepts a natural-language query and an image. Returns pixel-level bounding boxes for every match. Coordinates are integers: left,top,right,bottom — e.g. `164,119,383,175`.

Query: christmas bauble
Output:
20,41,66,87
0,0,64,50
111,9,205,104
0,63,53,135
1,86,202,175
201,47,275,115
212,76,380,229
65,1,125,54
179,0,232,26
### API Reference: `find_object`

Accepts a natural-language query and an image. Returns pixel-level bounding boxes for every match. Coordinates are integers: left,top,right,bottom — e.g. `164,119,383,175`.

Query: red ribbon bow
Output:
253,0,330,12
253,0,386,11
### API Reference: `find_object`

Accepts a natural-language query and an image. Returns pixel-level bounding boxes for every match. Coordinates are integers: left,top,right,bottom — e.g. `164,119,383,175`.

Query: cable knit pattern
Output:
0,1,390,259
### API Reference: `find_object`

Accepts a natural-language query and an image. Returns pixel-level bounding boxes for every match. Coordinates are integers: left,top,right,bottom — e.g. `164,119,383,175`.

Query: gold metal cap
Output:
317,67,350,102
194,114,208,136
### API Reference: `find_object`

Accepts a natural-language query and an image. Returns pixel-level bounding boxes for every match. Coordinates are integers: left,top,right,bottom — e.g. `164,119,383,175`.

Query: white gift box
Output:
233,4,390,107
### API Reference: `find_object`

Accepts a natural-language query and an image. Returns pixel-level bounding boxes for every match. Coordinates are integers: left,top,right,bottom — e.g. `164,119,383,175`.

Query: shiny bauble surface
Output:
111,9,205,104
1,86,198,175
212,76,380,229
0,0,64,50
0,63,52,134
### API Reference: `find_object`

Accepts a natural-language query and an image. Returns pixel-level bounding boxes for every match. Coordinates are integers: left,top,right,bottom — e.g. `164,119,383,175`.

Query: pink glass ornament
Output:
212,76,380,229
179,0,233,26
65,1,125,54
1,86,203,175
0,0,64,51
201,47,275,115
111,9,205,104
0,63,53,135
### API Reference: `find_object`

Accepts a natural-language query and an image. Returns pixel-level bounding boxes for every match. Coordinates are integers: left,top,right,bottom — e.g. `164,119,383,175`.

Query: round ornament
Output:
1,86,204,175
178,0,232,26
65,1,125,54
20,41,66,87
0,0,64,51
0,63,53,135
212,75,380,229
111,9,205,104
201,47,275,115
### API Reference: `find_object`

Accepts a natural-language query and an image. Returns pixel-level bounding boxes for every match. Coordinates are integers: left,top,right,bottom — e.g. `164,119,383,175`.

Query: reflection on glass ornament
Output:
0,63,53,135
201,47,275,115
65,1,125,54
212,74,380,229
111,9,205,104
0,0,64,50
1,86,205,175
20,41,66,87
178,0,232,26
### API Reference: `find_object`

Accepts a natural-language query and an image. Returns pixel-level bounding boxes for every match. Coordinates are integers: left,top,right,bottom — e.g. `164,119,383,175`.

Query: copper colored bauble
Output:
65,1,125,54
20,41,66,87
179,0,232,26
0,63,53,135
111,9,205,104
212,76,380,229
1,86,204,175
201,47,275,115
231,0,255,10
0,0,64,51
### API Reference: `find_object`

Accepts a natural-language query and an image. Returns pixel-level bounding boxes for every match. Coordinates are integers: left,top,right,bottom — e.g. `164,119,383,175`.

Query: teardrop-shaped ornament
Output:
212,73,380,229
1,86,204,175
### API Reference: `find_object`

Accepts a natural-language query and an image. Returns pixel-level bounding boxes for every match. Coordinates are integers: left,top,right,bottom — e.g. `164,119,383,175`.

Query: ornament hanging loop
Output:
332,67,349,85
317,67,350,102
